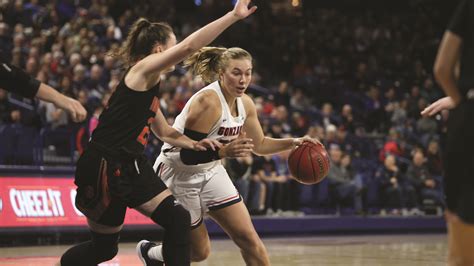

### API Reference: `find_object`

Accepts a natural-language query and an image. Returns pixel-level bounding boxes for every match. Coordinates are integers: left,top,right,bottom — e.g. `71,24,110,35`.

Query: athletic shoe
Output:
136,240,164,266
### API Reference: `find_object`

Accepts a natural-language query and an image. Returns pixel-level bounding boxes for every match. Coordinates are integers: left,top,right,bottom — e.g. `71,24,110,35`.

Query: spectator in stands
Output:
406,150,443,210
421,77,442,103
0,88,12,124
340,104,355,133
407,85,422,119
290,88,311,112
416,115,438,147
274,80,290,107
325,124,338,148
253,154,287,215
365,85,385,132
335,126,354,154
248,163,266,215
272,149,300,213
85,64,107,99
390,99,408,127
270,105,292,135
327,146,363,213
41,100,69,129
379,127,403,162
226,155,253,204
290,112,308,136
376,154,404,214
321,102,340,128
426,139,443,177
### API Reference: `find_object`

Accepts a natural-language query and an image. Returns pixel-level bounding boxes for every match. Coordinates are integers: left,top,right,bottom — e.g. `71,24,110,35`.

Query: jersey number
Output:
136,96,159,146
137,126,150,146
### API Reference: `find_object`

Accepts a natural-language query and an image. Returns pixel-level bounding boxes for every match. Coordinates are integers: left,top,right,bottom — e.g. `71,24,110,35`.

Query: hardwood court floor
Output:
0,234,447,266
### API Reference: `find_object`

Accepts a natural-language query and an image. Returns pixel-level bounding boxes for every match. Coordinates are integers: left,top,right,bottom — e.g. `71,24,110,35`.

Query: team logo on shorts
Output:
0,197,3,213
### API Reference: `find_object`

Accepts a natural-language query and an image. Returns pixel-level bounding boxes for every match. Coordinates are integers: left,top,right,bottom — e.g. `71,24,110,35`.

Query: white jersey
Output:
159,81,246,170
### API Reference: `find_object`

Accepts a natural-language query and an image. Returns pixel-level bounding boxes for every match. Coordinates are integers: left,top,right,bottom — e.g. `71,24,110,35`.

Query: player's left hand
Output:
194,138,223,151
421,96,455,117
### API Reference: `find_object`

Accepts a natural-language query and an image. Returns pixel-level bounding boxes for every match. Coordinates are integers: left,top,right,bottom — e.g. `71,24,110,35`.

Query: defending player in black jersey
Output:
59,1,256,266
0,61,86,122
424,0,474,264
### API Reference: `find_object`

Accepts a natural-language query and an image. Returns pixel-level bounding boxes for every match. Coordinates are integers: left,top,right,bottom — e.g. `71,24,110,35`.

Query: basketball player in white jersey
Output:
137,47,317,265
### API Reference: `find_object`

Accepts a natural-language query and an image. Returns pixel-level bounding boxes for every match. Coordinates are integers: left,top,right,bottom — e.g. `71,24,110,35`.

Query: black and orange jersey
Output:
91,71,160,156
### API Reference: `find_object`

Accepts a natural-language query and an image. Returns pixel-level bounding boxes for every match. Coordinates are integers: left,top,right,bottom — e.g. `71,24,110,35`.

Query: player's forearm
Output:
36,83,62,104
153,124,196,150
164,134,196,150
434,70,462,105
181,12,239,54
254,137,295,156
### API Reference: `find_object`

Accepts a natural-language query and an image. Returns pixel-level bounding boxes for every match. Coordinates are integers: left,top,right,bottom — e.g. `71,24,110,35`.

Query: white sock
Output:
147,244,164,262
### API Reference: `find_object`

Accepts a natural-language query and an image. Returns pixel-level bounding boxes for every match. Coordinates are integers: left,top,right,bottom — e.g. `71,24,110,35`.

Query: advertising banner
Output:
0,177,154,228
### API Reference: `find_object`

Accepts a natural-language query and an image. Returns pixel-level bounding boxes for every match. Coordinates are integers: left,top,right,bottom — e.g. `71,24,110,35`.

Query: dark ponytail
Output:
108,18,173,66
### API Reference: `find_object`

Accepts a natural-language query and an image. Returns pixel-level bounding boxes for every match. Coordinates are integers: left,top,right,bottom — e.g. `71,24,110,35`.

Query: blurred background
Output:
0,0,459,250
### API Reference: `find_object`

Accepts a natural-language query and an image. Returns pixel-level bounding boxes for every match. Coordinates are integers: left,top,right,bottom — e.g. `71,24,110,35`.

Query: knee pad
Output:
150,195,191,240
91,231,120,262
150,195,191,234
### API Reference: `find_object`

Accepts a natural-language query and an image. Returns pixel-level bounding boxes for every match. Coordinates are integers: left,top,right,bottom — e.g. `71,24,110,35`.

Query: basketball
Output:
288,142,330,185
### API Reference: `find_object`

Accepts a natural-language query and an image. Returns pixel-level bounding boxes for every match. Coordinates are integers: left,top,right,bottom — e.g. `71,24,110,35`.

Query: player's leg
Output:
60,219,122,266
132,159,191,266
446,210,474,266
446,172,474,266
189,222,211,262
202,165,270,266
61,149,124,266
209,201,270,266
137,193,210,264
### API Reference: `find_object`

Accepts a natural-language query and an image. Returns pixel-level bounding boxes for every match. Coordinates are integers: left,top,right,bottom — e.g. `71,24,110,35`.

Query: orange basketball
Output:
287,141,330,185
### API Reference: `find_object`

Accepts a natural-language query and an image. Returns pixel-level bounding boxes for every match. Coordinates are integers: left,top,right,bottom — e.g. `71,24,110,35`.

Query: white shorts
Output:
153,153,241,228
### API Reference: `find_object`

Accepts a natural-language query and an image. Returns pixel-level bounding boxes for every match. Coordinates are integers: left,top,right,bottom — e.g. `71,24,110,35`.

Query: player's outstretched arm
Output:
132,0,257,78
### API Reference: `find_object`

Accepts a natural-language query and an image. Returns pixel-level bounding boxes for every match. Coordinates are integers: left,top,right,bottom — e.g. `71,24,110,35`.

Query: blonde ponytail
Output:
183,47,226,83
184,47,253,83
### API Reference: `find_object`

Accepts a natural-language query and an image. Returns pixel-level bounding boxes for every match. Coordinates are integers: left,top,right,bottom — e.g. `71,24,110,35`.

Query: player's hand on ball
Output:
293,136,321,147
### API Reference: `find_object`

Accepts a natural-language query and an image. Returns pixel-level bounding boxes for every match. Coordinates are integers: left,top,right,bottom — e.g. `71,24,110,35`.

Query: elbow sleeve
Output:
0,62,40,99
180,128,220,165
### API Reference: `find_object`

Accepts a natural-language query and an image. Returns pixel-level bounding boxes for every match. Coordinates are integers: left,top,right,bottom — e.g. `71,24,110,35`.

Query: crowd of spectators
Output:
0,0,449,215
